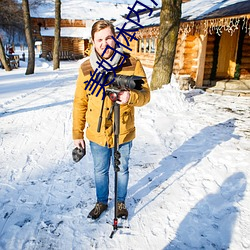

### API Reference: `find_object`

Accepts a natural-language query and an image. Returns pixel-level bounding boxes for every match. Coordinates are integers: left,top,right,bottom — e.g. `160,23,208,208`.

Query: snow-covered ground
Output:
0,49,249,250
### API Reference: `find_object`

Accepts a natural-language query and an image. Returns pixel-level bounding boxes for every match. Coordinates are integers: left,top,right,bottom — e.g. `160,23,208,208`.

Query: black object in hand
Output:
72,146,86,162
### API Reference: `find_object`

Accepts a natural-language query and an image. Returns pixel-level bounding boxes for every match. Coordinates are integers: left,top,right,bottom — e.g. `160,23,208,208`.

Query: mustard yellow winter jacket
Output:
72,54,150,148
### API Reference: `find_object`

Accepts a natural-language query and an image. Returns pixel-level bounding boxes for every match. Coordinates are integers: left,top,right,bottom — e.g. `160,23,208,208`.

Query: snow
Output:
181,0,249,21
28,0,250,41
114,0,249,29
0,47,250,249
30,0,132,20
40,27,92,39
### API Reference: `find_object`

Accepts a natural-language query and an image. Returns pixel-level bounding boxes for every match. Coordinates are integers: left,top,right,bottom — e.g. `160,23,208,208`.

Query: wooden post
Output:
195,32,207,88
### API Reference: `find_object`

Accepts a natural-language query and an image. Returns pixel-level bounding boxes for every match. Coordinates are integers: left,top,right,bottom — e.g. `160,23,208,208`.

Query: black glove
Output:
72,146,86,162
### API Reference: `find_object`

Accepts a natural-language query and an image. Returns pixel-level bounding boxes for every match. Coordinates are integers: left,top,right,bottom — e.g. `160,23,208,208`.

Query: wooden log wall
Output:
173,34,199,80
72,38,88,56
173,34,185,74
185,35,198,79
203,34,216,82
32,18,86,29
41,37,53,58
61,38,74,52
41,37,87,58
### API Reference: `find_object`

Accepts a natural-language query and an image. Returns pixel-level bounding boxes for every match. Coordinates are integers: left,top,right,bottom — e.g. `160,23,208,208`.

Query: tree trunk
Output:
0,37,11,71
53,0,61,70
22,0,35,75
151,0,182,90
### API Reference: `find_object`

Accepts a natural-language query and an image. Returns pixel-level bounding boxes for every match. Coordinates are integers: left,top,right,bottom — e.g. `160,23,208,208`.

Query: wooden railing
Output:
46,51,83,61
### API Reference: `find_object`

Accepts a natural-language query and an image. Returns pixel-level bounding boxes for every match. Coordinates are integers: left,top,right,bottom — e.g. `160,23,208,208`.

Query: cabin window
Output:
142,38,146,53
137,39,141,53
136,38,147,53
150,38,155,53
146,38,150,53
137,38,156,54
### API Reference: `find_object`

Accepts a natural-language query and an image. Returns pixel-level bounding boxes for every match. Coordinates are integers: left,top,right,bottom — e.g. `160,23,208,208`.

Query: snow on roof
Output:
31,0,250,37
30,0,131,20
182,0,250,21
114,0,250,29
40,27,91,39
113,7,160,30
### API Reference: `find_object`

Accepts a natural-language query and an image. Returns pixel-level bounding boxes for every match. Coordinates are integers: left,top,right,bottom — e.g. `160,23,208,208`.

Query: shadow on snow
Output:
128,118,239,212
0,100,73,117
164,172,247,249
127,118,243,248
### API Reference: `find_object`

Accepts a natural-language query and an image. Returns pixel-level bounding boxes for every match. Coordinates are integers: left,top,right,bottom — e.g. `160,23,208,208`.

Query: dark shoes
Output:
117,202,128,219
87,201,128,220
87,202,108,220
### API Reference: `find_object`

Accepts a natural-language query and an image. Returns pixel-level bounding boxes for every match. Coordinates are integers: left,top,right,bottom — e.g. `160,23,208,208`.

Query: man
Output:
72,20,150,220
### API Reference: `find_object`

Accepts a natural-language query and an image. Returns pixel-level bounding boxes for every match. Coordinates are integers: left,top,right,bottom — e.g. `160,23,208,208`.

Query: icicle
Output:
179,15,250,37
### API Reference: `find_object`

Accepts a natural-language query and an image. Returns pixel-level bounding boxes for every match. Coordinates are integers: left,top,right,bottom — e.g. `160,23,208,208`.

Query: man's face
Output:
93,27,116,59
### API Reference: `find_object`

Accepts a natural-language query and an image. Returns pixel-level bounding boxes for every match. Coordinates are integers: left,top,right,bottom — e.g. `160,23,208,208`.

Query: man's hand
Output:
72,139,86,162
74,139,85,149
116,90,130,105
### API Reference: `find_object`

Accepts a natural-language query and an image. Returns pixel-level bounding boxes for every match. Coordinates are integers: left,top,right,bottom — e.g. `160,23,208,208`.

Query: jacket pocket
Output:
120,106,135,134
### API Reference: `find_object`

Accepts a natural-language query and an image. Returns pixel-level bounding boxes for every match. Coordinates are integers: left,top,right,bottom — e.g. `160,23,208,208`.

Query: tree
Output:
22,0,35,75
0,37,11,71
53,0,61,70
0,0,23,71
0,0,24,43
151,0,182,90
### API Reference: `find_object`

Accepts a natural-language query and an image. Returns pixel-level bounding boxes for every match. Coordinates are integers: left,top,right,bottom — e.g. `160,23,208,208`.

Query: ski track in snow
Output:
0,64,78,249
0,58,250,249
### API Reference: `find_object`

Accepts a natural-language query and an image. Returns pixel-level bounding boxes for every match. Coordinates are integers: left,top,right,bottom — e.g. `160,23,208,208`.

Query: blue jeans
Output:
90,141,132,205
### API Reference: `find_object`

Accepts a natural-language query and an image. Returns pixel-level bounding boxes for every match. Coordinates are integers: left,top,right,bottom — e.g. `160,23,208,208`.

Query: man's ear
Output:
91,38,95,48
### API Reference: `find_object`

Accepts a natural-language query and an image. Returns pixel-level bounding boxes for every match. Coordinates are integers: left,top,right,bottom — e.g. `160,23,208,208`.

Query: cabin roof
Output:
114,0,250,29
182,0,250,21
30,0,130,21
40,27,91,39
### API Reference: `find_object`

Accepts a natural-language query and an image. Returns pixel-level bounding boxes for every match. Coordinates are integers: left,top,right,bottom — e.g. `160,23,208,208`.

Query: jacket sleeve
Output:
128,59,150,107
72,68,88,140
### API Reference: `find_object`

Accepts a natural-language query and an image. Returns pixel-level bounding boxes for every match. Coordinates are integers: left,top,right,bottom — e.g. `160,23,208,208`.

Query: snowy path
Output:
0,59,250,249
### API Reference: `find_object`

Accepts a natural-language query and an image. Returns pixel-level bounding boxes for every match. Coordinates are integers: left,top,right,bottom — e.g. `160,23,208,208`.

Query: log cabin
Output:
31,0,250,94
30,1,129,60
115,0,250,94
31,18,92,60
